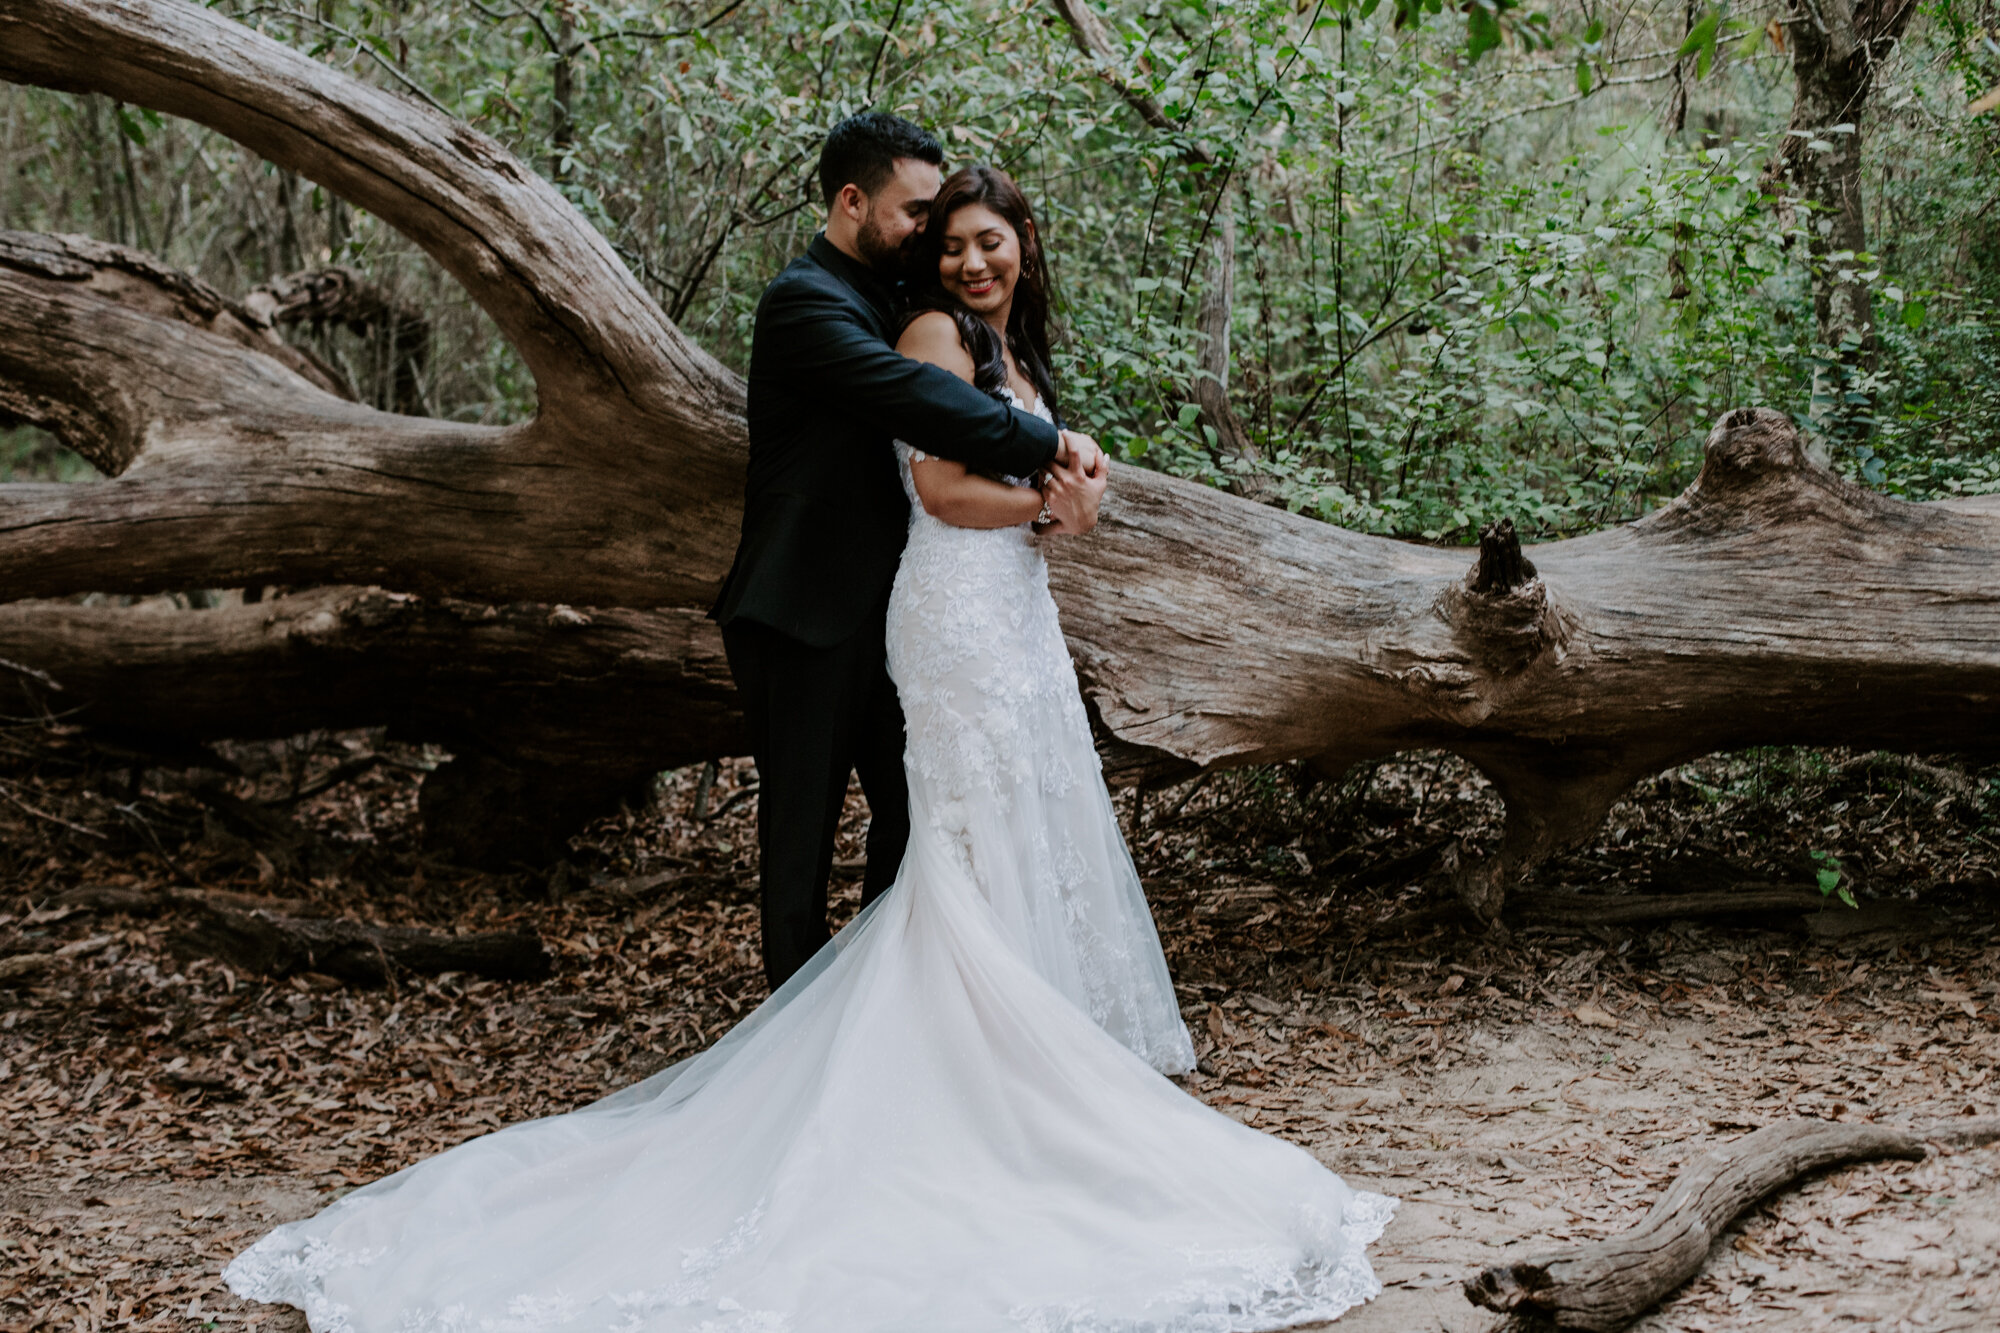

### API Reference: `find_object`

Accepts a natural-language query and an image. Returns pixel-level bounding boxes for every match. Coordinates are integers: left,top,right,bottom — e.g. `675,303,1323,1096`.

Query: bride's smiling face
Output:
937,203,1023,322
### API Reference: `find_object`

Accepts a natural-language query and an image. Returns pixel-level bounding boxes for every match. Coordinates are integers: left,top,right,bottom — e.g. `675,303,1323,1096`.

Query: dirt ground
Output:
3,730,1997,1332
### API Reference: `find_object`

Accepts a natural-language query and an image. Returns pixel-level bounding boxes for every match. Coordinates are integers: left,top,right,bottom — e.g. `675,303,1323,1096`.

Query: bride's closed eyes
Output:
941,230,1007,257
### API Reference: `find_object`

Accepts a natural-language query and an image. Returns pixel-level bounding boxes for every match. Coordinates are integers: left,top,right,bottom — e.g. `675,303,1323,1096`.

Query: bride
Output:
226,164,1392,1333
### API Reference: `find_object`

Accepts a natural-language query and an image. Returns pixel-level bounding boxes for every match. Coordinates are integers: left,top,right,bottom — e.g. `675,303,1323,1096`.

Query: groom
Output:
712,112,1103,988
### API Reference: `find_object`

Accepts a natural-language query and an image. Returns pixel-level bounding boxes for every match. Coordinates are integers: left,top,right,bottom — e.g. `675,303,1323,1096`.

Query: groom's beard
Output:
855,210,917,281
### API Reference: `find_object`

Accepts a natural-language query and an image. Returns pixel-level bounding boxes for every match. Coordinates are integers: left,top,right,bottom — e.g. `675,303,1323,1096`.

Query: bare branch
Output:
0,0,735,426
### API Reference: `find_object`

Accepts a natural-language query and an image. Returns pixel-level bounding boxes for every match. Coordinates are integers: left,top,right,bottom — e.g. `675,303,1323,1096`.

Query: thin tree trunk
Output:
550,13,575,187
1766,0,1920,426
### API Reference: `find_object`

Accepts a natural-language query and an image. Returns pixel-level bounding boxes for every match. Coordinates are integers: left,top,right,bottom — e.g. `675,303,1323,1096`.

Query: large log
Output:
2,0,1998,902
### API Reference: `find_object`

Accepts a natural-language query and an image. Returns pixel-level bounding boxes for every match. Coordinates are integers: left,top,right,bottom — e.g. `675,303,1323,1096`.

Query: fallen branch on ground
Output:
1462,1119,1936,1330
0,953,53,985
50,884,310,916
169,904,550,986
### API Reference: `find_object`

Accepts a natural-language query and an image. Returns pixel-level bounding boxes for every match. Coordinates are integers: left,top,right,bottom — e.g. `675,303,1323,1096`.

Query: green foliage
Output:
1677,6,1722,81
1809,849,1856,908
0,0,1995,541
0,427,98,483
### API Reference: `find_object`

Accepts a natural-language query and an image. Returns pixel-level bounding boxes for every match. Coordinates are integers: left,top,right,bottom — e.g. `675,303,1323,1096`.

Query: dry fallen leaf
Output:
1573,1002,1621,1029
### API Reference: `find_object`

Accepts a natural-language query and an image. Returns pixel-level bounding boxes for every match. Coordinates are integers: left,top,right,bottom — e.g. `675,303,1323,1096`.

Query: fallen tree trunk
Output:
1463,1120,1929,1330
0,586,740,863
2,0,1998,909
169,903,551,986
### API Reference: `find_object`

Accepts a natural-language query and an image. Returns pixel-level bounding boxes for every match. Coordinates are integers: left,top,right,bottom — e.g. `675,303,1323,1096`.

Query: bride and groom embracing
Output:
225,113,1392,1332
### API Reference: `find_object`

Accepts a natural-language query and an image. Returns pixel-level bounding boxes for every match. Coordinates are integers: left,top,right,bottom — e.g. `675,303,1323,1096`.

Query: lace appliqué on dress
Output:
889,390,1194,1074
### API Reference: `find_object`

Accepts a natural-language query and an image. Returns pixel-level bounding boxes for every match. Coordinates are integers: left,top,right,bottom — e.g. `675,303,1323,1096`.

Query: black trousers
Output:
720,614,912,989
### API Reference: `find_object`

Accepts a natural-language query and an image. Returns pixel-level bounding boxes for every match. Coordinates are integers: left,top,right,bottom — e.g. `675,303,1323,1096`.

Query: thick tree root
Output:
52,884,309,916
169,904,550,986
1463,1120,1933,1330
1506,887,1836,928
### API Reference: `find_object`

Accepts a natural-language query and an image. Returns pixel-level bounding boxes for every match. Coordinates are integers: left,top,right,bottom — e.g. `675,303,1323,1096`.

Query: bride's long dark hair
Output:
905,164,1062,425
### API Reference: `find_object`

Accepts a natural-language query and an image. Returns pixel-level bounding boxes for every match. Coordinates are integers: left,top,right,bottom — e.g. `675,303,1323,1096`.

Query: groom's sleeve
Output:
768,286,1060,476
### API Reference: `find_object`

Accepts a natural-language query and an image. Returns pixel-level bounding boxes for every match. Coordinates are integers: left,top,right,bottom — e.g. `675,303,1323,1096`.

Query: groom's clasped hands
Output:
1037,428,1108,536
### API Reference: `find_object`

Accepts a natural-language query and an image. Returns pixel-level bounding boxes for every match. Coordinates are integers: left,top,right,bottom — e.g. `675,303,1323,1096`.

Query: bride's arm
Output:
896,314,1049,530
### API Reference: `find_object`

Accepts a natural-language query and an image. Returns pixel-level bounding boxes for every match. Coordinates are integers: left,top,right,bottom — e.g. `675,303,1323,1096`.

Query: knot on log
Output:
1696,404,1808,492
1439,518,1567,678
1460,1257,1552,1315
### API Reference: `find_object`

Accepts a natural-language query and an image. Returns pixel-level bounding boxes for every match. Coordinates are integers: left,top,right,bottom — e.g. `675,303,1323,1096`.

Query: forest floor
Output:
3,718,1998,1333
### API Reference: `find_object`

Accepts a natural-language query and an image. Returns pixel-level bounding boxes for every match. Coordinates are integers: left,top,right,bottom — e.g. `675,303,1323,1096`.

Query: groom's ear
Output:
833,182,868,224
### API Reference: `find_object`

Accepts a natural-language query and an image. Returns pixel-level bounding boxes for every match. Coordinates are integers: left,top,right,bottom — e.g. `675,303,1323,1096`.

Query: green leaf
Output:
115,106,148,147
1815,867,1841,896
1583,18,1605,43
1575,57,1593,95
1676,8,1720,62
1902,299,1926,329
1176,402,1202,429
1466,5,1502,62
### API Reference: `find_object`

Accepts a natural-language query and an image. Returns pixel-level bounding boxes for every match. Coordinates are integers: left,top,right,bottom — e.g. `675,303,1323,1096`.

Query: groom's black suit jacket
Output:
710,234,1061,647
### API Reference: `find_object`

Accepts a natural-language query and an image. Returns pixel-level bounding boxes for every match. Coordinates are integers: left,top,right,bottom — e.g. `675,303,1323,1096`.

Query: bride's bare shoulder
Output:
896,310,976,384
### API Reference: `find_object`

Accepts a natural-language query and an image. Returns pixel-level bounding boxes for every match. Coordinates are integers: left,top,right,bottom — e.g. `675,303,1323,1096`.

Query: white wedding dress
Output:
225,391,1393,1332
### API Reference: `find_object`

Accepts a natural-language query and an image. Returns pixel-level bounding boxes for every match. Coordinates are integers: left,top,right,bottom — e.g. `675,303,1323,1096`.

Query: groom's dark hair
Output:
818,112,943,205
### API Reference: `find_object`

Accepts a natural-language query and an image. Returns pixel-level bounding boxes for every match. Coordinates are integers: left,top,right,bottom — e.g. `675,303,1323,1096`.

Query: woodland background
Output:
4,2,2000,1331
5,0,1998,526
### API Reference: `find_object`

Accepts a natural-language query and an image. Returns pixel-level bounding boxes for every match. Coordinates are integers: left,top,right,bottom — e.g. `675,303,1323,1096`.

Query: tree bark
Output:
0,586,740,864
1464,1120,1929,1330
1192,203,1275,495
2,0,1998,909
1766,0,1920,381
